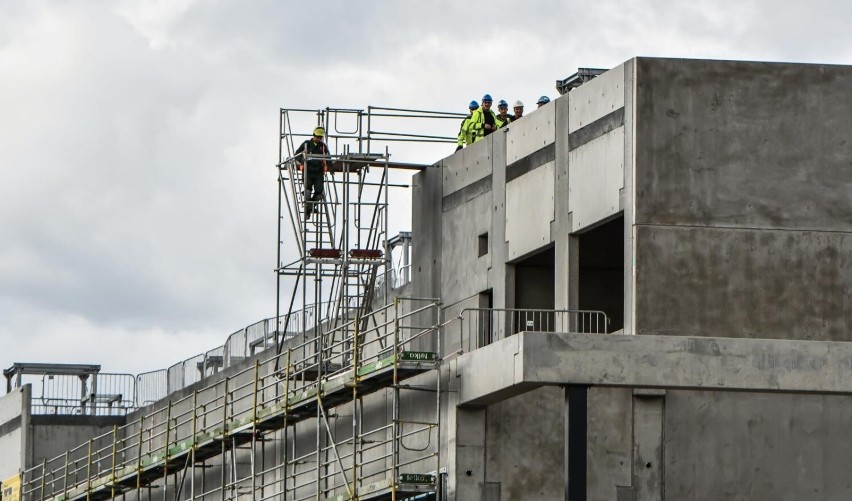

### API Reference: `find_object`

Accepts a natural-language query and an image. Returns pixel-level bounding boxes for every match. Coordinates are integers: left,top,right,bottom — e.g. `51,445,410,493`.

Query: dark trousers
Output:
304,171,324,215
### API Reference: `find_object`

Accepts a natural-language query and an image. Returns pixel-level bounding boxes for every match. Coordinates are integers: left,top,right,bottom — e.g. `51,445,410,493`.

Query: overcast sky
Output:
2,0,851,378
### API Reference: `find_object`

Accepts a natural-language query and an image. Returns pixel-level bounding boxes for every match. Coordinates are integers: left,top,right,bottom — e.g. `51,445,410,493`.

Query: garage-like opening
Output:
577,215,624,333
513,246,555,333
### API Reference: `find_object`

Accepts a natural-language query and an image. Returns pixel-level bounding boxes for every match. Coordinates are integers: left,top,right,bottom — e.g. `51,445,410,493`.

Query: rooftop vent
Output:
556,68,609,95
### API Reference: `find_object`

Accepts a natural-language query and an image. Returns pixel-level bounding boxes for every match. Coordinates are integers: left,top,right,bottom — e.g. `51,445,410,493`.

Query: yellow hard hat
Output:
313,127,325,137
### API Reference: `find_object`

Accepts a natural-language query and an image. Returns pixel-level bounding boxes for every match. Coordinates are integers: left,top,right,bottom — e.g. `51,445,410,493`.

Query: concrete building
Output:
4,57,852,501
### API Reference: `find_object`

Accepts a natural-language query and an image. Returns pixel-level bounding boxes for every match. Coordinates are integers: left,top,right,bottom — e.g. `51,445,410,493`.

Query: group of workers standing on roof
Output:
456,94,551,151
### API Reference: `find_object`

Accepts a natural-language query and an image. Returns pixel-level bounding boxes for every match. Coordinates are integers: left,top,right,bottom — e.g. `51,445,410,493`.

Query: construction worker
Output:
537,96,551,108
294,126,330,220
512,100,524,121
456,100,479,151
466,94,498,143
496,100,512,128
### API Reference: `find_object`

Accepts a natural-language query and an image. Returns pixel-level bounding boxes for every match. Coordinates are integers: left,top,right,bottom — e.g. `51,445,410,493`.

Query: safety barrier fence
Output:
20,298,442,501
459,308,611,352
32,373,136,416
375,265,412,293
135,303,337,409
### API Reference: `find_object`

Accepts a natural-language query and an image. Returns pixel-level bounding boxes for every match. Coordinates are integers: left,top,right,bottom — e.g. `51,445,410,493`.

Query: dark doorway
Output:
577,215,624,332
477,289,494,347
513,246,555,333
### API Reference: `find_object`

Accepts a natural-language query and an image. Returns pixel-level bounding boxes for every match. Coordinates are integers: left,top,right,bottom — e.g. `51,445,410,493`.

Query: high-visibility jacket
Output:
457,114,475,147
496,113,512,129
466,108,498,143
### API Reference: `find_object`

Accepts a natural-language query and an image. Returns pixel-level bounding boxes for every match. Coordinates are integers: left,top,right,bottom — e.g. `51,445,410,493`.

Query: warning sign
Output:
1,474,21,501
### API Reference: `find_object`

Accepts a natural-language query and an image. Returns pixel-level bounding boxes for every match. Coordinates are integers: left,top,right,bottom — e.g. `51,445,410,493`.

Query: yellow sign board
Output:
0,474,21,501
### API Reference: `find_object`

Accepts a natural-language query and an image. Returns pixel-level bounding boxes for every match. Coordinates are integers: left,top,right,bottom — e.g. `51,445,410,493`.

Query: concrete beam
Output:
458,332,852,406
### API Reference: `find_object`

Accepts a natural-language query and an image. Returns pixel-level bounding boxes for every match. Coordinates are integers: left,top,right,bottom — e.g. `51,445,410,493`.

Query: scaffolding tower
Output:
273,106,462,499
275,106,462,351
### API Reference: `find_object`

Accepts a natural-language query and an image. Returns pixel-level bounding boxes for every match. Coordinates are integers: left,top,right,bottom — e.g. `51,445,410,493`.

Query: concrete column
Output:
565,386,588,501
453,407,487,500
622,58,636,336
554,93,574,312
632,389,665,501
490,130,508,311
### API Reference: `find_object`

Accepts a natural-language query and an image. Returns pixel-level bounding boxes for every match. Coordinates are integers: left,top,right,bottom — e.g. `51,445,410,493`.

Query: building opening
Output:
577,215,624,333
513,246,556,333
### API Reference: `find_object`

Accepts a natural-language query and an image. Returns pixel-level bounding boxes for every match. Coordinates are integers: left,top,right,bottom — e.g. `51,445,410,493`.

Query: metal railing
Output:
134,370,166,408
375,265,413,297
33,373,136,416
134,304,342,408
459,308,611,352
20,298,442,501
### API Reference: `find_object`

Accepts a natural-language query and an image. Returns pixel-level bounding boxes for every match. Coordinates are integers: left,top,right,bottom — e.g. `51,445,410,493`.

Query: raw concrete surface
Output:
634,59,852,231
632,58,852,342
635,225,852,340
664,390,852,500
0,386,26,479
505,162,555,261
486,387,564,500
506,101,555,164
459,332,852,406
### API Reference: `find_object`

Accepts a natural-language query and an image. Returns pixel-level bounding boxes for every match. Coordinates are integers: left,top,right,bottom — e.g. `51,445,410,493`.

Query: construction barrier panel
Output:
1,474,21,501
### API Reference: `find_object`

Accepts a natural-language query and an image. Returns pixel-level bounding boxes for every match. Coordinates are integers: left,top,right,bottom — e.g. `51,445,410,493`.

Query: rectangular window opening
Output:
478,232,489,257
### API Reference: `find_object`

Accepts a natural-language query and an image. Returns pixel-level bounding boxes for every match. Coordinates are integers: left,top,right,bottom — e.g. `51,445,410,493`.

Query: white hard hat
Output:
513,100,524,107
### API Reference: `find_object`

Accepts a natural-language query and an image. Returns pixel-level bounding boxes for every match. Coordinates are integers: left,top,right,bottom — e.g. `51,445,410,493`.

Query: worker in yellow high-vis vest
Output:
466,94,498,143
456,100,479,151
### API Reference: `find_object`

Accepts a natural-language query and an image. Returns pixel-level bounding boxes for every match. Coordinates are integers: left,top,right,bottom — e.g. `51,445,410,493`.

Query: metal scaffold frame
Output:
271,106,460,501
275,106,462,349
20,298,443,501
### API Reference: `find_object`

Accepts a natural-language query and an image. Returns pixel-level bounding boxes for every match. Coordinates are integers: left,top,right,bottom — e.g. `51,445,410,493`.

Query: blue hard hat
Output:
537,95,551,105
482,94,493,102
469,100,479,109
498,100,508,108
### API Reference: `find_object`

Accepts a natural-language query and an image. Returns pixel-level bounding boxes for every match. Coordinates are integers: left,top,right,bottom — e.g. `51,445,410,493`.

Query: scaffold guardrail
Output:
21,298,442,501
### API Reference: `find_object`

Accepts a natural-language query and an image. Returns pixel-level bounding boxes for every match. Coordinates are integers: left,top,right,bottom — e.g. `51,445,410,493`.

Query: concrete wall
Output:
0,386,28,479
485,387,565,500
506,162,554,261
664,390,852,500
421,60,637,499
567,63,626,234
439,58,852,499
428,64,633,498
29,415,126,468
618,57,852,500
632,58,852,340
